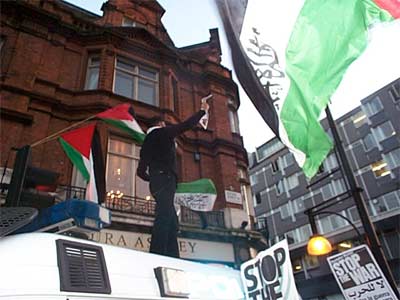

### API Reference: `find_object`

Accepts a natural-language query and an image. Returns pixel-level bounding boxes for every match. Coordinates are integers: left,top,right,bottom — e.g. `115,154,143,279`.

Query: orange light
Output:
307,235,332,256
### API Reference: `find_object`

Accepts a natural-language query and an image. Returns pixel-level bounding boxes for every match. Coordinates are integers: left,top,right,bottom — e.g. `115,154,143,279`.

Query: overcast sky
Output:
65,0,400,152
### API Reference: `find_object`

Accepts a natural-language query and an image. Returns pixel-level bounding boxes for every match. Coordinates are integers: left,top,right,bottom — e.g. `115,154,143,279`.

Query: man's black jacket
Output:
137,110,206,181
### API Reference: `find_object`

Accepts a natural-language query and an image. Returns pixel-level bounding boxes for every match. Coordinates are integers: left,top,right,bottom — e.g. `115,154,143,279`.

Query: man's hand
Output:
201,101,209,111
201,94,212,111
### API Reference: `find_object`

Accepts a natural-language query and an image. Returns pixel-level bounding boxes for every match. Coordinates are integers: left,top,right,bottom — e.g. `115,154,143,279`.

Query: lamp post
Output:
323,106,399,297
306,210,363,256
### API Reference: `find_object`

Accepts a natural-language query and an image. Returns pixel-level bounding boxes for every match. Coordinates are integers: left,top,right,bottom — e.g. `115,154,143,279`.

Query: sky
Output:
65,0,400,152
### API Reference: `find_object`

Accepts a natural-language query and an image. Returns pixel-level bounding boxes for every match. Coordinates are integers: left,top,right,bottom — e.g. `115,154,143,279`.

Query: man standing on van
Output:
137,100,209,258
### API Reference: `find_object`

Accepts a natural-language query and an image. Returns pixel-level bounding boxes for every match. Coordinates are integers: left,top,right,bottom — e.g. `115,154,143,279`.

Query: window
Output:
257,139,284,161
370,191,400,214
280,202,292,219
347,206,360,223
331,179,346,196
255,193,262,205
276,179,284,195
373,121,396,143
384,148,400,170
228,109,240,133
297,224,312,243
122,17,136,27
323,153,338,172
371,160,391,178
321,184,333,200
389,81,400,103
271,160,280,173
363,133,377,151
250,173,258,185
292,257,303,272
84,55,100,90
352,111,367,128
383,190,400,210
114,57,158,106
171,77,179,112
317,164,325,174
292,196,305,214
238,168,247,180
106,137,151,200
362,96,383,117
286,174,299,190
282,152,294,168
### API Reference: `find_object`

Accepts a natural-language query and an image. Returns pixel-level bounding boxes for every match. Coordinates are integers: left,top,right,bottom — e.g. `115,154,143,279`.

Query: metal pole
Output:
325,106,399,297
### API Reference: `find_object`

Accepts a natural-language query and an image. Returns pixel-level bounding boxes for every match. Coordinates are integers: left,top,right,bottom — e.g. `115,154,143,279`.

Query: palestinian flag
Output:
174,179,217,211
97,103,145,144
59,124,106,204
217,0,399,177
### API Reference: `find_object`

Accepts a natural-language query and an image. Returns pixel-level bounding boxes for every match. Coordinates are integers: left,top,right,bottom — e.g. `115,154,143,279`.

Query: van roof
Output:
0,233,245,299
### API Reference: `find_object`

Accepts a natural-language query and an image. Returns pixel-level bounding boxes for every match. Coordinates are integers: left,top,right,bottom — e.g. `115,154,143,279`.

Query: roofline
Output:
60,0,102,18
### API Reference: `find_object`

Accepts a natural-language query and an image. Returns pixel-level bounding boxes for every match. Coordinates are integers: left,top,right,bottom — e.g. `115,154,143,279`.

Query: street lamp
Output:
305,210,363,256
307,234,332,256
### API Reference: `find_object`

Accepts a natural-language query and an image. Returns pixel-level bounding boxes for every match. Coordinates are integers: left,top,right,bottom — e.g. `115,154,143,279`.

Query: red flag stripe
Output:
97,103,134,121
60,124,95,159
374,0,400,18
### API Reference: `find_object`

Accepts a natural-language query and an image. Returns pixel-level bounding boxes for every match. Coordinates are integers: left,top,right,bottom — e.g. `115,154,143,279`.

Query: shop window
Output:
84,55,100,90
114,57,158,106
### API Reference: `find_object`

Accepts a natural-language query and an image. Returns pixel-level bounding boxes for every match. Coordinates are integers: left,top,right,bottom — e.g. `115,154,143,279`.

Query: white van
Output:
0,233,245,300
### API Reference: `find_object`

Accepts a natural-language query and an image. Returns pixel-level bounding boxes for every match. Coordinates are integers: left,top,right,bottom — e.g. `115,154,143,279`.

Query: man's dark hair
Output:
149,116,164,127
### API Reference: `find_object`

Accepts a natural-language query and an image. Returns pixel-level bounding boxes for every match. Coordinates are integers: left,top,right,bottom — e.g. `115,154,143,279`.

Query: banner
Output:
240,239,300,300
174,178,217,211
327,244,397,300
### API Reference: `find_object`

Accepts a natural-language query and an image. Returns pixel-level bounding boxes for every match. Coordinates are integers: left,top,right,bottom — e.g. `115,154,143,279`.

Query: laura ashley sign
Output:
89,229,234,262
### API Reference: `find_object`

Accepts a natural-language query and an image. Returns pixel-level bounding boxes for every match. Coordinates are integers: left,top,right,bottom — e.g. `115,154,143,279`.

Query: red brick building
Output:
1,0,262,266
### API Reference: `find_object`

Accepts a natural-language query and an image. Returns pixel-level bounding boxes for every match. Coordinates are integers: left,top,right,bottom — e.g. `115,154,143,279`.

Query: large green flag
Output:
219,0,398,177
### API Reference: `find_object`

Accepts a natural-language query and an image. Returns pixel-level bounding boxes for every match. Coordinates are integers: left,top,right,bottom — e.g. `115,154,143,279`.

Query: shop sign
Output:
89,229,235,263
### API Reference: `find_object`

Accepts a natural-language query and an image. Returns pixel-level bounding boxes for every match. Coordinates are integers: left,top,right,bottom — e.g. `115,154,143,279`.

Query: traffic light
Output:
5,145,59,209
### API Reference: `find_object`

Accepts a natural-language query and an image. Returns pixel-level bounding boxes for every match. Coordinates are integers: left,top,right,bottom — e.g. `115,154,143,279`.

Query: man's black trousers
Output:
149,171,179,258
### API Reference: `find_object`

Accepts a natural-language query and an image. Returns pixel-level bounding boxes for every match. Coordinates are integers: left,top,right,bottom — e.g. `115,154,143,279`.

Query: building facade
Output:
0,0,261,267
249,79,400,299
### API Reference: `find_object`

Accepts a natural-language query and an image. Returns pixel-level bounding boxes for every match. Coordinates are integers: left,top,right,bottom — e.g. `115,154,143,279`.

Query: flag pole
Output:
325,105,399,298
31,115,97,148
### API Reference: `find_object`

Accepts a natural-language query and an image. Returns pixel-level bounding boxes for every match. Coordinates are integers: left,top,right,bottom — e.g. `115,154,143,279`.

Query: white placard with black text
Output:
327,244,397,300
240,239,301,300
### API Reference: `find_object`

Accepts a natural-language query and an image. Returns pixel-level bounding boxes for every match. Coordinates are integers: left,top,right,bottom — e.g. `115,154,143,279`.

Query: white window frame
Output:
106,136,151,200
228,109,240,134
84,55,100,90
113,57,159,106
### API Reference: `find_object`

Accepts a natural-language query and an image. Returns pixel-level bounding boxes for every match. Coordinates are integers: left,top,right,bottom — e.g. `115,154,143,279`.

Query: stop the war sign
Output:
240,239,300,300
327,244,397,300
